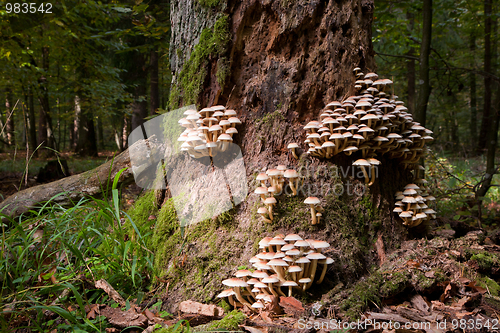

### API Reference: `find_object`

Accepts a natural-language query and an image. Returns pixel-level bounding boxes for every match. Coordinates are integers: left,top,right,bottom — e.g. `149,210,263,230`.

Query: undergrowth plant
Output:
0,169,155,332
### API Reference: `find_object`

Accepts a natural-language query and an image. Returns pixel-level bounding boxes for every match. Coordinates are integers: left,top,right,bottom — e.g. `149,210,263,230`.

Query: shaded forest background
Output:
0,0,499,158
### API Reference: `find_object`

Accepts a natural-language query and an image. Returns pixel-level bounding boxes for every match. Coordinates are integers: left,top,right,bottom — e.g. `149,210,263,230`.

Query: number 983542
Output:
5,3,53,14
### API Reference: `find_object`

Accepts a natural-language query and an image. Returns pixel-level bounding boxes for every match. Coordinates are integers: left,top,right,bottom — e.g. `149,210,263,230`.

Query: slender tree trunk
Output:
5,87,15,146
469,32,478,150
37,46,56,152
406,12,416,114
73,95,80,151
28,85,37,156
150,48,160,116
97,116,105,150
415,0,432,127
74,96,98,157
478,0,493,152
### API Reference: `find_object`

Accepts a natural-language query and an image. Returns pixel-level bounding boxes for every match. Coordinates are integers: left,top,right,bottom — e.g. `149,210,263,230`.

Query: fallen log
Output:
0,138,164,221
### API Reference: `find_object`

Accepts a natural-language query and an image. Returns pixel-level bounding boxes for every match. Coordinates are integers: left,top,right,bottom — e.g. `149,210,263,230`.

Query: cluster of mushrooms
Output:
299,68,434,186
255,166,300,223
393,179,436,227
177,105,241,158
218,234,334,312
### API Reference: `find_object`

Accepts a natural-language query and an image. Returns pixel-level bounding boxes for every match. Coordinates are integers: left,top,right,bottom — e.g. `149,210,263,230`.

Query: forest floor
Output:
1,151,499,332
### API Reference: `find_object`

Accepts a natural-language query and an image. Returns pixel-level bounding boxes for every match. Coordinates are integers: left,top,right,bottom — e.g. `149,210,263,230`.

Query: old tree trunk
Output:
140,0,416,312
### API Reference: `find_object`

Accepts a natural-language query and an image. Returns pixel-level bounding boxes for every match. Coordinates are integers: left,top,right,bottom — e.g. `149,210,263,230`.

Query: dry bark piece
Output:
95,279,126,307
179,300,224,317
100,306,148,329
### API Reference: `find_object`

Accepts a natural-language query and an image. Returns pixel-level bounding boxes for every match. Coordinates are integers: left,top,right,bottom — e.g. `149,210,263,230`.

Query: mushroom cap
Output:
222,278,248,287
269,237,286,245
252,270,269,279
277,165,287,171
255,187,268,195
353,159,370,167
258,237,273,247
257,173,269,181
262,276,279,284
255,293,266,300
264,197,277,205
235,269,253,278
282,281,298,287
284,169,299,178
224,109,237,117
286,249,301,256
273,251,285,259
405,184,420,190
268,259,289,267
247,278,259,285
367,158,381,165
320,257,335,265
287,142,299,149
281,244,295,252
284,234,303,242
403,188,417,196
267,186,277,194
399,211,413,218
393,207,403,213
226,127,238,134
288,265,302,273
209,124,222,132
299,278,312,284
252,301,265,309
294,240,311,248
295,257,311,264
307,252,327,260
217,133,232,142
402,196,417,204
310,240,330,249
304,197,320,205
211,105,226,112
217,289,236,298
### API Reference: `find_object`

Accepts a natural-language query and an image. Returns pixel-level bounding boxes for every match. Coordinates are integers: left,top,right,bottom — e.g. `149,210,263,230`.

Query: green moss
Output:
207,310,246,331
216,57,230,91
126,190,157,226
379,272,409,297
197,0,226,7
169,15,231,109
477,276,500,296
340,273,383,320
255,110,285,127
468,251,500,272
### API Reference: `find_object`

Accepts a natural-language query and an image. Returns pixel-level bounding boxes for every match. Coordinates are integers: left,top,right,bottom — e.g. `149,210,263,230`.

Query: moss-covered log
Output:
0,138,162,221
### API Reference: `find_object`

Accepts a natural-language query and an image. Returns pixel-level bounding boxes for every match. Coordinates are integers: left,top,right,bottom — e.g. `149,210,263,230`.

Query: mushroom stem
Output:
309,205,317,225
278,288,286,297
368,165,377,186
306,260,319,289
360,166,370,184
289,180,297,196
267,204,274,221
227,295,236,307
234,287,253,309
291,148,298,159
288,286,293,297
267,283,278,297
316,263,328,284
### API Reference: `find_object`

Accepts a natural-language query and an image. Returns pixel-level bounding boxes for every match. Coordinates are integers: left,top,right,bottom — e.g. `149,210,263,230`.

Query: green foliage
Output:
0,171,154,331
169,14,231,108
206,310,246,331
197,0,226,7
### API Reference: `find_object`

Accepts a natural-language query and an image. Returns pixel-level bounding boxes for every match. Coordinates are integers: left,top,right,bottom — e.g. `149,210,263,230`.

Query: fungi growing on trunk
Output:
304,197,321,225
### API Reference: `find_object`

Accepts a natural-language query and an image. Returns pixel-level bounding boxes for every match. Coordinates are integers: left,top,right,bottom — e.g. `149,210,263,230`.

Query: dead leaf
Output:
406,259,420,268
95,279,126,307
260,311,273,323
143,308,156,321
242,325,264,333
425,271,435,278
